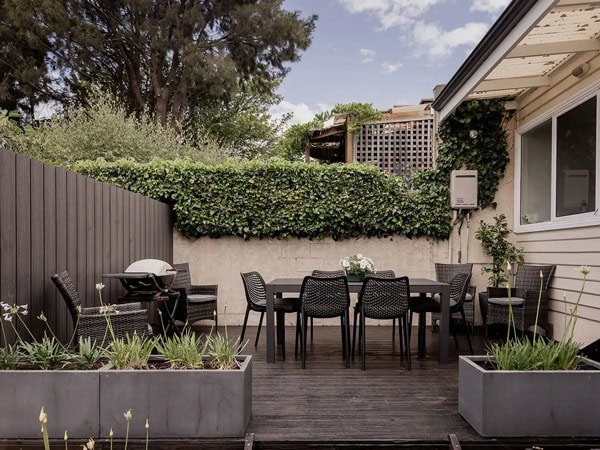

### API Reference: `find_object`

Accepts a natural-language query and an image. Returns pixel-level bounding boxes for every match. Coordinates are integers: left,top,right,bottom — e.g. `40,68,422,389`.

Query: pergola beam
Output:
555,0,600,7
475,76,551,91
508,39,600,58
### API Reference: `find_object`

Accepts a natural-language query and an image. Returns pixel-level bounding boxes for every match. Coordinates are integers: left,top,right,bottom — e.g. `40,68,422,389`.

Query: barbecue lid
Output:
125,259,174,277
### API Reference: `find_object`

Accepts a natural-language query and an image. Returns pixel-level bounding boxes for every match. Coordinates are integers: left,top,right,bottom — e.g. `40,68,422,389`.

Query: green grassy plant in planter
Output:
459,265,600,437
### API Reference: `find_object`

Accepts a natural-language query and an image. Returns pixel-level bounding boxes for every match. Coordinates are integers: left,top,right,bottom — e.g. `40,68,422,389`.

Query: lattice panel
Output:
355,118,434,175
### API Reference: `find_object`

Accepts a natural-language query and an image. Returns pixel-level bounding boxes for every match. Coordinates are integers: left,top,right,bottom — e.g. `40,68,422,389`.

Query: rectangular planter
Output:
0,369,101,439
99,355,252,438
459,355,600,437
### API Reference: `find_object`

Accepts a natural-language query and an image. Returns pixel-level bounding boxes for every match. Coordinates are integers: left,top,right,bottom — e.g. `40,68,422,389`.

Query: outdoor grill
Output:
116,258,177,303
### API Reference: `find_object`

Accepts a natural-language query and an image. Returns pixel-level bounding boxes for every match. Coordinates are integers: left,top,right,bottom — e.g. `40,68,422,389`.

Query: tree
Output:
186,79,290,160
3,0,316,124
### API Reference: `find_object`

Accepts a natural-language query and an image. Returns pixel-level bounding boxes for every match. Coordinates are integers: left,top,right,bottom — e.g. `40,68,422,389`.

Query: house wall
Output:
513,50,600,345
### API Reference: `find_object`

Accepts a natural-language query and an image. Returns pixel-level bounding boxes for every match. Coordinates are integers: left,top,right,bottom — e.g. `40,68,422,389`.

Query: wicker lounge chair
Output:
51,270,150,346
171,263,218,328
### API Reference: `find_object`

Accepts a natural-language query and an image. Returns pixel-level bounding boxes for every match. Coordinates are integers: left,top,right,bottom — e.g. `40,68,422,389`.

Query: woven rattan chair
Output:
353,275,411,370
409,272,473,356
171,263,218,328
431,263,475,332
299,275,351,369
51,271,150,346
240,271,300,360
486,264,556,335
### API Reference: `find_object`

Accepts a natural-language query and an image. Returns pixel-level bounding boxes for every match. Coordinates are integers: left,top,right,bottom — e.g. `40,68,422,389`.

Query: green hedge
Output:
75,159,453,240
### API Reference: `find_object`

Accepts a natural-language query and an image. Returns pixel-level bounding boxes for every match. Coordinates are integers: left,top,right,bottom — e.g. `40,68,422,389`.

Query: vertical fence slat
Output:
86,177,95,307
30,159,45,338
76,175,87,311
57,168,70,341
15,155,32,334
0,150,17,344
43,163,57,337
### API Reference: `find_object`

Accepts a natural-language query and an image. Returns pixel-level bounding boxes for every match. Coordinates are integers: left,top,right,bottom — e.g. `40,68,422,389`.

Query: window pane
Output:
556,97,597,217
520,120,552,225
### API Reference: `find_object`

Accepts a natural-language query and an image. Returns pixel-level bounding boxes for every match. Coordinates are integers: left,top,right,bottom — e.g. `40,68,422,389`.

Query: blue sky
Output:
270,0,510,124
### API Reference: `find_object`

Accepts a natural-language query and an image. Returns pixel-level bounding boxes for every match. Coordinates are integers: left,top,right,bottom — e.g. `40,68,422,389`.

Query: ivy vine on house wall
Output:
75,99,510,240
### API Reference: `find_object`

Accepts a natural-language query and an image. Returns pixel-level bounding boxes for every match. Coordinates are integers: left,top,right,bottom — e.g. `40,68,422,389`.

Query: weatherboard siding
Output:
514,50,600,346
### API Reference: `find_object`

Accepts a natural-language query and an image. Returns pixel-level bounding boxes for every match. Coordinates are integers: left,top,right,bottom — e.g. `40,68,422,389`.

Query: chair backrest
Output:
371,270,395,278
300,275,350,318
449,272,471,309
435,263,473,284
172,263,192,291
240,271,267,307
51,271,81,326
515,264,556,291
359,276,409,320
312,270,345,278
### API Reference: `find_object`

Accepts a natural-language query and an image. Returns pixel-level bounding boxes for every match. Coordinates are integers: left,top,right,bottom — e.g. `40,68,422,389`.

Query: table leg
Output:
439,284,449,364
266,284,275,364
276,293,286,359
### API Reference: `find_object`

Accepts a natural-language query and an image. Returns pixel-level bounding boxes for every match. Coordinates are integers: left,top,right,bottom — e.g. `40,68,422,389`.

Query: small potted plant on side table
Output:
474,214,523,330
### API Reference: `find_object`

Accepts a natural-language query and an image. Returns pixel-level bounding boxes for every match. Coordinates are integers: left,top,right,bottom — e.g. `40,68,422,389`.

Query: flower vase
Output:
346,273,366,282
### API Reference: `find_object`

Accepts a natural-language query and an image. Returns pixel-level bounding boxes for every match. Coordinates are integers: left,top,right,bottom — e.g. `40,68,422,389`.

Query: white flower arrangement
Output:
339,254,375,275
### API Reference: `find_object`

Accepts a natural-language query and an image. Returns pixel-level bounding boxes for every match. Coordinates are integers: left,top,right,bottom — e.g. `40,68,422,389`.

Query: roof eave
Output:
431,0,557,121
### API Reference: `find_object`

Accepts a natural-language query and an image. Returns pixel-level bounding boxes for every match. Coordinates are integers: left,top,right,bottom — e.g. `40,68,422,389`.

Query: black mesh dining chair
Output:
409,272,473,356
430,263,475,333
299,275,351,369
240,271,300,360
310,270,345,340
353,275,411,370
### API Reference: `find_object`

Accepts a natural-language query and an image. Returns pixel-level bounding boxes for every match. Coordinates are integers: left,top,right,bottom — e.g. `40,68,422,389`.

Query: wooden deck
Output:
236,324,600,449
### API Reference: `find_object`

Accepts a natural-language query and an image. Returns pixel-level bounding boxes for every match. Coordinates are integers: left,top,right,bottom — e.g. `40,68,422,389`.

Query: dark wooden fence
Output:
0,148,172,343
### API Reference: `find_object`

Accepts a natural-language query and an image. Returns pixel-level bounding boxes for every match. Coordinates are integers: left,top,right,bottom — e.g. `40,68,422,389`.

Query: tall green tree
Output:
3,0,316,124
186,79,290,160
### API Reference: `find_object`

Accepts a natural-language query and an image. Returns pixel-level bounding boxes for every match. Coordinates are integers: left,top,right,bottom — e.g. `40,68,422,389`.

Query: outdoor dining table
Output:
264,277,451,364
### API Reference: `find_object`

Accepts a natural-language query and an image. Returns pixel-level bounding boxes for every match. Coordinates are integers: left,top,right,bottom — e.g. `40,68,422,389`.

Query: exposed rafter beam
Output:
555,0,600,7
508,39,600,58
476,76,551,91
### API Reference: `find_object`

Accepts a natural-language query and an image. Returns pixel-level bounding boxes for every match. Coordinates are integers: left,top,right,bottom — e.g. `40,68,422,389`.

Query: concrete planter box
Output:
99,355,252,438
0,369,101,439
459,355,600,437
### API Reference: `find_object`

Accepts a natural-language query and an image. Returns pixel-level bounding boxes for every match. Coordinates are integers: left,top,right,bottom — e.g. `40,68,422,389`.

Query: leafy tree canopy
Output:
2,0,317,124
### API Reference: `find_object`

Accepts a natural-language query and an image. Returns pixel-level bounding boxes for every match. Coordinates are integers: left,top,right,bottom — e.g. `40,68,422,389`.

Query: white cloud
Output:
270,101,331,126
336,0,442,30
359,48,376,63
412,21,489,57
381,61,403,74
470,0,510,13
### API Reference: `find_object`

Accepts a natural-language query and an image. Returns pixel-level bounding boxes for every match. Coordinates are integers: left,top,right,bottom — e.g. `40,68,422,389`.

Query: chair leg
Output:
340,316,346,362
352,308,359,361
418,312,426,358
402,314,411,371
398,316,404,359
361,313,367,371
295,310,301,359
310,317,314,341
345,311,351,368
255,311,264,347
302,312,308,369
240,306,251,343
460,308,473,354
276,310,285,361
392,318,396,343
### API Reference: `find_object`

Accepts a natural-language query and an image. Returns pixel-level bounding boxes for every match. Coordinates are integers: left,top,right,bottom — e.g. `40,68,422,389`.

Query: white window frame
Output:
515,84,600,233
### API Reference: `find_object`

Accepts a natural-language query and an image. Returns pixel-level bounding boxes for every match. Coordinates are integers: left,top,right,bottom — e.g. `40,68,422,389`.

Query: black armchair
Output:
171,263,218,328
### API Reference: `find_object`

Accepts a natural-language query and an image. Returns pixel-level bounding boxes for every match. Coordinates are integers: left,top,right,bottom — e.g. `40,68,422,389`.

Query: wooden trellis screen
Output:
355,118,434,175
0,148,172,343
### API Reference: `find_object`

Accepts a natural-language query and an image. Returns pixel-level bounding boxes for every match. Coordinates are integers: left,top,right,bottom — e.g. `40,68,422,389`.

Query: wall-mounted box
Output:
450,170,478,209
